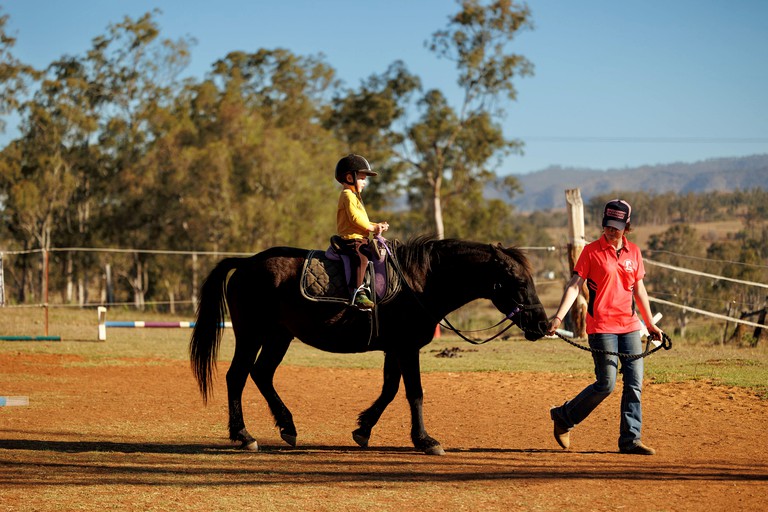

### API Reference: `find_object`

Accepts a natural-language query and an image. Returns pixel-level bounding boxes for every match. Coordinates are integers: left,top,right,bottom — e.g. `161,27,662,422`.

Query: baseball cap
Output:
602,199,631,230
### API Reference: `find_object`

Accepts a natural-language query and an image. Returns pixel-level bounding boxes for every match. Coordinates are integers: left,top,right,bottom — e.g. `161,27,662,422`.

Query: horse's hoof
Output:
240,440,259,451
352,431,369,448
280,432,297,447
424,444,445,456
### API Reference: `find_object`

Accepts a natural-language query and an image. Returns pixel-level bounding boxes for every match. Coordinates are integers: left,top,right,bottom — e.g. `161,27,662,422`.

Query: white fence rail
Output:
649,297,768,330
646,259,768,290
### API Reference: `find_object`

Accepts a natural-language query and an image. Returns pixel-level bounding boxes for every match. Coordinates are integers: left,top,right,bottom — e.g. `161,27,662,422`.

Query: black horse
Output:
190,237,548,455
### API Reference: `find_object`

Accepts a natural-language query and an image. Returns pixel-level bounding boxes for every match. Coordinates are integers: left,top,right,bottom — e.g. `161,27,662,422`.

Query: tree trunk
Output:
0,254,5,307
433,174,444,240
166,282,176,315
66,252,74,303
191,252,199,307
105,263,115,305
134,255,145,310
78,275,85,307
18,250,28,303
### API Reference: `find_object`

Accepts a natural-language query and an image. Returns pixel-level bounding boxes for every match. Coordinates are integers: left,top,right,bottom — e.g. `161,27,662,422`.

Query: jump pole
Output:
97,307,232,341
0,336,61,341
0,396,29,407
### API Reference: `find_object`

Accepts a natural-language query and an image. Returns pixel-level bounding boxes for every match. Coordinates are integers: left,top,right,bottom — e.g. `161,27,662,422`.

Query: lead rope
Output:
551,330,673,360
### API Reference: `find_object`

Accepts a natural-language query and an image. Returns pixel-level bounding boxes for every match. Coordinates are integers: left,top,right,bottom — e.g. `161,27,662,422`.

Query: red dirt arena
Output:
1,351,766,511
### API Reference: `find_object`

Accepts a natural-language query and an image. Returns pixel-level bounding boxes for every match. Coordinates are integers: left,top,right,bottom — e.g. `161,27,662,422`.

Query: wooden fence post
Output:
565,189,588,338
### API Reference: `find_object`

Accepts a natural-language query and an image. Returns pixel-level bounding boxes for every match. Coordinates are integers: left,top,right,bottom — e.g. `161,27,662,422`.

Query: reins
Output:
378,236,534,344
440,307,520,345
378,236,673,358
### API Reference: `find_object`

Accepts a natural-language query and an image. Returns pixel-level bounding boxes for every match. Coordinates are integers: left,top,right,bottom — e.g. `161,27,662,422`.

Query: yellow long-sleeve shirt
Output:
337,188,373,239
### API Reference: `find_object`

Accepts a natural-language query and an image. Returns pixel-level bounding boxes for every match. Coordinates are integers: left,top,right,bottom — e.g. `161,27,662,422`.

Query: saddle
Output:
300,237,402,307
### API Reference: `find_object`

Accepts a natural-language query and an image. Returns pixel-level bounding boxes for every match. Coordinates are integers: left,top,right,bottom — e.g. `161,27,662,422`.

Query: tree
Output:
0,11,39,133
408,0,533,239
325,60,421,212
203,49,341,249
87,11,191,307
647,224,707,338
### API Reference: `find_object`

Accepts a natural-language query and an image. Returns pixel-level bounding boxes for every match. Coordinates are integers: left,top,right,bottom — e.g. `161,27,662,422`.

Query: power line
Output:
1,247,252,256
518,136,768,144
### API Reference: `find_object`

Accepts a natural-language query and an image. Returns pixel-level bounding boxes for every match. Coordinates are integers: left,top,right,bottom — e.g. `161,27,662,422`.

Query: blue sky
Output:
3,0,767,175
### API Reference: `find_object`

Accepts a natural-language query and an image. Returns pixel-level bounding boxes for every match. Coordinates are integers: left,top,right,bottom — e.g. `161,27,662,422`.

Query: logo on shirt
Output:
623,259,634,273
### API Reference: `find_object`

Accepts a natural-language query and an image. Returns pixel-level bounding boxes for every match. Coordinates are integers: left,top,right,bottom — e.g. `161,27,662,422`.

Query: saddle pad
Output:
300,251,351,303
300,248,402,305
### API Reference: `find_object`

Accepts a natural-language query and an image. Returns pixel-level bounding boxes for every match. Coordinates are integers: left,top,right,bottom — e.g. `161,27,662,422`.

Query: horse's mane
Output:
498,244,534,277
397,235,440,277
396,235,533,278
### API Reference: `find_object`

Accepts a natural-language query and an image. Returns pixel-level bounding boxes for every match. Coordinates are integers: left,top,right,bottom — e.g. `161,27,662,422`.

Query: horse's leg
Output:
398,350,445,455
353,351,401,447
226,340,261,451
250,332,297,447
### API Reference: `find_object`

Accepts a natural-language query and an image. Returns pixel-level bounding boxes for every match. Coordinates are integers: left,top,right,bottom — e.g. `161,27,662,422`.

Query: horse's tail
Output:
190,257,241,404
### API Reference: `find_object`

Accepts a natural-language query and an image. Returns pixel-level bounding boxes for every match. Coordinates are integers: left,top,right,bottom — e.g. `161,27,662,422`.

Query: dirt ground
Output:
1,352,766,511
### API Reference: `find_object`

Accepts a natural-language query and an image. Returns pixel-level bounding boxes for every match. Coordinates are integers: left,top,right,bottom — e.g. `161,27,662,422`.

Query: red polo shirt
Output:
574,235,645,334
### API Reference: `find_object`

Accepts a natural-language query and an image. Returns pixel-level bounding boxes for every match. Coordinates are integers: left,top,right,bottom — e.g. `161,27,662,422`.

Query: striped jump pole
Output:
97,307,232,341
0,335,61,341
0,396,29,407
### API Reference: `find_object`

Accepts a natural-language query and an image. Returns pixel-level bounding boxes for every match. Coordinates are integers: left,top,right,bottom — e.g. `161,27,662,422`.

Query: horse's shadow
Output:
0,438,219,455
4,438,766,485
0,438,572,456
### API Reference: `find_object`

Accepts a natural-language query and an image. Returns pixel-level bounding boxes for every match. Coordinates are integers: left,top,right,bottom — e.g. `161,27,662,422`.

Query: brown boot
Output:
620,441,656,455
550,407,570,450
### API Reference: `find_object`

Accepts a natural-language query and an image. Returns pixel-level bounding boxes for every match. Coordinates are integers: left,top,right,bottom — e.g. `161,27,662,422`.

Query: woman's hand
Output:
547,316,563,336
647,324,664,340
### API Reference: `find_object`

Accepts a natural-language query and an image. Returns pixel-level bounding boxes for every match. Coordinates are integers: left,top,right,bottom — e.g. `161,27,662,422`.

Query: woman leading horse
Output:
190,236,548,455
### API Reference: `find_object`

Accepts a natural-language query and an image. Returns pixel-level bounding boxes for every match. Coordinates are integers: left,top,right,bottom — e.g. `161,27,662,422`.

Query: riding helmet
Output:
334,154,378,184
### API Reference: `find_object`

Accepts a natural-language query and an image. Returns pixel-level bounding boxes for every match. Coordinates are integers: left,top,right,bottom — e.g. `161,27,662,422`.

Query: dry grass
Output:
545,219,742,250
1,304,766,394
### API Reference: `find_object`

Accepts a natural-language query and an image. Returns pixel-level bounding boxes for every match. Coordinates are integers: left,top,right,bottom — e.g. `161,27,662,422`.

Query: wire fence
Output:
1,244,765,343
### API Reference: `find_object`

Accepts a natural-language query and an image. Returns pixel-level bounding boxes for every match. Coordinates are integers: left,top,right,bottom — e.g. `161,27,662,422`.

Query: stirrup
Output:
351,286,374,310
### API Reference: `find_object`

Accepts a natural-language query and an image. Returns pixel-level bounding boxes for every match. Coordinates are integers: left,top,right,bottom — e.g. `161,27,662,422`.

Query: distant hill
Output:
499,154,768,212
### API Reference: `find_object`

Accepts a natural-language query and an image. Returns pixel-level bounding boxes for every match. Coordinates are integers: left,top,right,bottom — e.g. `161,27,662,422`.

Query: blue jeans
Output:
552,330,644,450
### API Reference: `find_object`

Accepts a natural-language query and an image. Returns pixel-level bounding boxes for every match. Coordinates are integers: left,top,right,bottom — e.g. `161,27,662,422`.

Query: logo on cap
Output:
602,199,632,229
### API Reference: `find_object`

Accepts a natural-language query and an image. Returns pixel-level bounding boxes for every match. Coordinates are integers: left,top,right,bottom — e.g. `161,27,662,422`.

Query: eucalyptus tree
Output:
200,49,341,250
647,225,707,339
0,10,41,300
325,1,533,241
0,11,38,133
408,0,534,239
0,22,103,303
324,60,421,214
84,11,193,308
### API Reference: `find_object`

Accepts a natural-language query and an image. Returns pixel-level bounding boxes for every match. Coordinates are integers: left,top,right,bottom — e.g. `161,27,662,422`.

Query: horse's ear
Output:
490,243,506,264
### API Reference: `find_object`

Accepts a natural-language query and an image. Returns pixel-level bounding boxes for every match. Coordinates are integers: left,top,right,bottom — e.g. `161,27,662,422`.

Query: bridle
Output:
379,236,672,356
378,236,543,344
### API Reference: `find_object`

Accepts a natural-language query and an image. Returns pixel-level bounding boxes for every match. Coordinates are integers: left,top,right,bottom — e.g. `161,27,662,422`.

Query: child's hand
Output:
373,222,389,236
